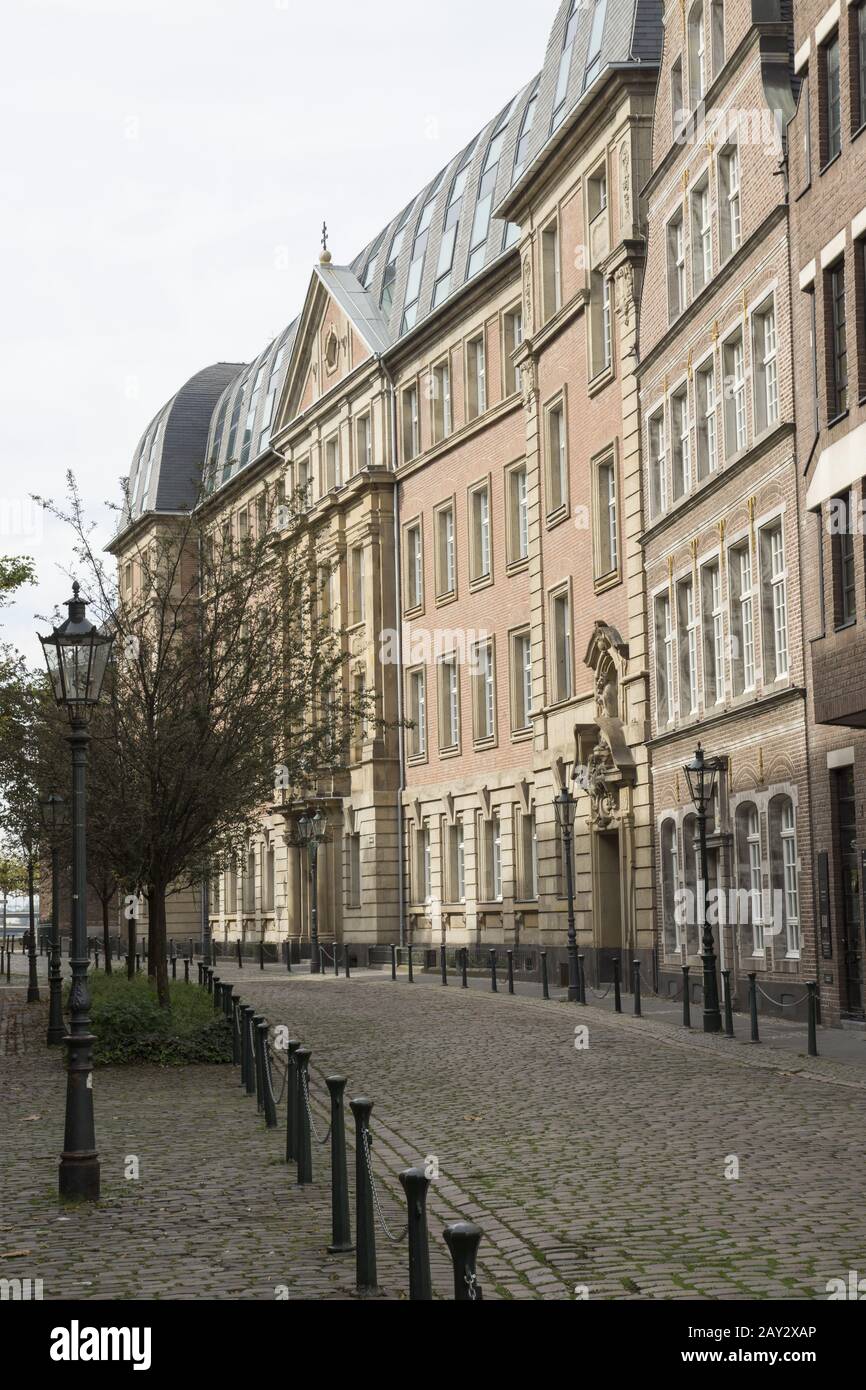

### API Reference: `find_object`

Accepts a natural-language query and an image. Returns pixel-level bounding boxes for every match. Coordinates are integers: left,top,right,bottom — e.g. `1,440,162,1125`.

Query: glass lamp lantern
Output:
39,582,114,723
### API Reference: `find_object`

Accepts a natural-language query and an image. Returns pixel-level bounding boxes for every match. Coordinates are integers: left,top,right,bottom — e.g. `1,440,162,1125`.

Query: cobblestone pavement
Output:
2,957,866,1301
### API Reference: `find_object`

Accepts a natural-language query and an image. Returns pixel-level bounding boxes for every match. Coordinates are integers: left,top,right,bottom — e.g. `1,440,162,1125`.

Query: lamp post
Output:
38,793,68,1046
39,582,114,1200
26,852,39,1002
553,786,580,1003
683,743,725,1035
297,810,327,974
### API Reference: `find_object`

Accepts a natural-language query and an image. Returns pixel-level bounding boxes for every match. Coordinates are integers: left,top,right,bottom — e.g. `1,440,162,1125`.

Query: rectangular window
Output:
677,577,699,715
723,331,747,456
760,521,788,680
546,400,568,515
594,456,618,579
671,58,684,135
780,801,800,955
435,502,456,598
402,384,420,460
667,212,686,319
520,811,538,900
542,222,561,321
802,70,812,187
467,335,487,420
752,299,779,434
504,308,524,395
828,262,849,417
348,833,361,908
408,668,426,758
701,560,725,705
416,825,431,904
729,543,755,694
472,640,496,743
832,491,856,626
351,545,366,625
823,33,842,163
551,588,573,703
485,817,503,901
507,463,529,565
432,360,452,442
856,2,866,132
511,629,533,731
470,483,491,582
747,807,764,953
857,241,866,402
325,435,341,491
655,591,675,724
695,360,717,479
649,409,667,517
439,657,460,750
719,145,741,261
448,821,466,903
671,386,691,499
356,413,372,471
691,179,712,294
405,522,423,610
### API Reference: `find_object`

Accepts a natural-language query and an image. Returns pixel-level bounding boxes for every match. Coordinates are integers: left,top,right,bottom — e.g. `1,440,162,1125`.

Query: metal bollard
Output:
334,944,340,978
184,957,190,985
807,982,819,1057
230,994,241,1065
461,947,468,990
325,1078,353,1254
135,953,141,974
212,976,222,1012
633,960,642,1017
252,1013,266,1110
237,940,243,970
259,1022,278,1129
406,945,413,984
443,1222,484,1301
171,955,177,980
507,950,515,996
748,973,760,1043
541,951,550,1001
722,970,735,1038
285,1040,301,1161
260,941,265,972
350,1097,378,1294
294,1047,313,1185
345,946,351,979
613,957,622,1013
682,966,691,1028
399,1168,432,1301
489,950,497,993
94,948,100,971
390,943,397,981
243,1007,257,1095
197,961,202,986
440,944,447,987
578,954,586,1006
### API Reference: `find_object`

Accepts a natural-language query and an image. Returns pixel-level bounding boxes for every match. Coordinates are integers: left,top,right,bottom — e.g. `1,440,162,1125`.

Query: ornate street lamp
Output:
39,582,114,1200
38,792,68,1047
553,786,580,1003
296,810,327,975
683,743,725,1035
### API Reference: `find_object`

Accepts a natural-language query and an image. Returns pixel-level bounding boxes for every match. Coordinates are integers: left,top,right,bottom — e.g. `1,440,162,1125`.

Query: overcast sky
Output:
1,0,554,664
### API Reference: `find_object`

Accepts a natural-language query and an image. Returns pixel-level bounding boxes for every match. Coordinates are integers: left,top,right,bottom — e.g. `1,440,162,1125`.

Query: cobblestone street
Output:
1,959,865,1301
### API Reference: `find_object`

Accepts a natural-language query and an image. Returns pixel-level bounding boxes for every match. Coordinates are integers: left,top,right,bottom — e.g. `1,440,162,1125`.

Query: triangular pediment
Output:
276,262,393,431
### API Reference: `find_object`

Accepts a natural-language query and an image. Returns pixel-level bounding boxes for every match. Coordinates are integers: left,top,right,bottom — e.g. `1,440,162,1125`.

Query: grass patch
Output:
68,971,232,1067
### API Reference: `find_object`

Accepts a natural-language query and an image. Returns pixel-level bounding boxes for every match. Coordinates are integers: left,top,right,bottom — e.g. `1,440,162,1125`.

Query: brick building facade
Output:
788,0,866,1020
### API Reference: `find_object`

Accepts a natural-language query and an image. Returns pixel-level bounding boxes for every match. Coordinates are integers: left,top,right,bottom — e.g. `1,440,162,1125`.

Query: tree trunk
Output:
147,885,170,1009
102,892,112,975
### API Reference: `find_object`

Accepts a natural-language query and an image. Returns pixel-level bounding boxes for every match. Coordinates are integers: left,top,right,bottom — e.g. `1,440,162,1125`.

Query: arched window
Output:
661,818,680,954
688,2,707,106
735,803,764,954
683,812,699,955
769,795,800,957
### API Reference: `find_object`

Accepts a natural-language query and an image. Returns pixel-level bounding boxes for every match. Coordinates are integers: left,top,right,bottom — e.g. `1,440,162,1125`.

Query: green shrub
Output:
67,971,232,1067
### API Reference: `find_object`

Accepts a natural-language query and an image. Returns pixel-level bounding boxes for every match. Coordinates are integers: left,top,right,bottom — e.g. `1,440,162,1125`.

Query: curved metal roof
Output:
128,1,662,513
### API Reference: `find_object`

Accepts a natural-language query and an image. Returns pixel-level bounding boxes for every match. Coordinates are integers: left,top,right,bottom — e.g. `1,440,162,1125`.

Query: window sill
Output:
407,752,429,768
587,361,615,398
505,556,530,577
404,602,424,620
472,735,498,753
468,573,494,595
544,506,570,532
827,409,850,429
819,153,842,175
594,569,622,596
437,744,463,761
854,122,866,144
435,590,458,609
510,726,533,743
833,618,857,634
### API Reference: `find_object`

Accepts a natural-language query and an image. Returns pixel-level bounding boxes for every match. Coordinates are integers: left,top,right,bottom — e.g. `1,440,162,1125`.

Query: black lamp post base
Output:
47,1026,65,1046
59,1151,100,1202
701,952,722,1034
